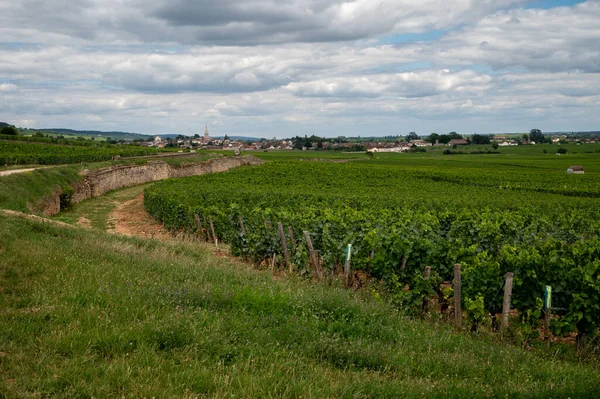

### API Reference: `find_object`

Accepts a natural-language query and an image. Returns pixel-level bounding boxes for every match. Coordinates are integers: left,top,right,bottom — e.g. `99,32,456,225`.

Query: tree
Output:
426,133,440,144
492,142,499,150
406,132,419,141
0,126,18,136
529,129,545,143
471,134,491,145
224,134,229,141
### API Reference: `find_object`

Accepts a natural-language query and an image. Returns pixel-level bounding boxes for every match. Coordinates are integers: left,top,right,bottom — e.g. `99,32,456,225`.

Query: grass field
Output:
2,213,600,397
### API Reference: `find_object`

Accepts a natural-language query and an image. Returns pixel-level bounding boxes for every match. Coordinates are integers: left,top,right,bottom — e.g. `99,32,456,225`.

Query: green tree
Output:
0,126,18,136
426,133,440,144
406,132,419,141
529,129,545,143
471,134,491,145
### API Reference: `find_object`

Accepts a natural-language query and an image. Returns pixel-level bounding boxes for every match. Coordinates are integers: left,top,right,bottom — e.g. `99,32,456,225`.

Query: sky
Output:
0,0,598,138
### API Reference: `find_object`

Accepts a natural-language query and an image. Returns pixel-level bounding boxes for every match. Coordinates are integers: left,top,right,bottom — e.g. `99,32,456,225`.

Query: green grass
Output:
52,184,149,230
0,153,225,216
0,166,82,213
1,213,600,397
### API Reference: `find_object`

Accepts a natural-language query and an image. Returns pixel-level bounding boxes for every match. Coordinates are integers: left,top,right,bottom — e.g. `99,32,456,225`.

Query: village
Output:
140,126,599,153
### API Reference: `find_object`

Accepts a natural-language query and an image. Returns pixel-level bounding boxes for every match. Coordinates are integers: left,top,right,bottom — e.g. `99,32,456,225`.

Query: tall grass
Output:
1,213,599,397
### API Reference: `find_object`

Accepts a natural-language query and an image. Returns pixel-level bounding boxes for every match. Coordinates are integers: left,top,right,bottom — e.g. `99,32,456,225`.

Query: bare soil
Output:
108,193,173,240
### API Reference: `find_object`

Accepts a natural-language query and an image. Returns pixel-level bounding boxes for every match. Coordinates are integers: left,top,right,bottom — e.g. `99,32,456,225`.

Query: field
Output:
145,143,600,345
2,143,600,397
0,137,159,166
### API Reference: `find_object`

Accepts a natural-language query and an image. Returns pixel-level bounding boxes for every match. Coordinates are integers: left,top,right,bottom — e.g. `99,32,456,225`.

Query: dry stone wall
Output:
43,156,263,216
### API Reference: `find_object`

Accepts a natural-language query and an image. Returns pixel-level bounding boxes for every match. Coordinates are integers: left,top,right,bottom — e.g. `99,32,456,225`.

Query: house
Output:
410,140,433,147
567,166,584,174
447,139,468,146
499,140,518,146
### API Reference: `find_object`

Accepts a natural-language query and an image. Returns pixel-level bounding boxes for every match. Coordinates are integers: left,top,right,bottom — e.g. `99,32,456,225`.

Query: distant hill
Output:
0,122,12,129
36,128,152,140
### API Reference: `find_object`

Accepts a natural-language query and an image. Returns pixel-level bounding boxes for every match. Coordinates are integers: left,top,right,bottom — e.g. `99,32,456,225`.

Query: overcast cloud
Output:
0,0,598,137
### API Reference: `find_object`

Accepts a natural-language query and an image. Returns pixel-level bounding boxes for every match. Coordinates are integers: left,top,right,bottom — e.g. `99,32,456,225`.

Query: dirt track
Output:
108,192,173,240
0,168,39,177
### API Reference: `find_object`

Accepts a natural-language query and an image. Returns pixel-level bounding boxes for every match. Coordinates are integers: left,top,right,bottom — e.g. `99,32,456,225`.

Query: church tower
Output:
204,124,210,142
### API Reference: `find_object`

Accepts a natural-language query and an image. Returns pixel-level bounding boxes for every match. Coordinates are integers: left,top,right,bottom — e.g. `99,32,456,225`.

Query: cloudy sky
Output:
0,0,598,138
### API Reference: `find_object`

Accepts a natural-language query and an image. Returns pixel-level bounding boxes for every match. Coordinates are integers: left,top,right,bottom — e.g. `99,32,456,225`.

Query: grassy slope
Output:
0,166,81,213
1,213,600,398
0,153,221,215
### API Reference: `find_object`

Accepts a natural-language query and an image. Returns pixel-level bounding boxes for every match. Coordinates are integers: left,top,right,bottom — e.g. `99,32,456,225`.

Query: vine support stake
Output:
303,231,321,281
544,285,552,349
401,256,407,271
203,216,211,242
209,216,218,250
277,222,291,273
501,272,514,332
288,226,297,253
423,266,432,313
194,214,204,242
453,264,462,328
238,215,246,235
344,244,352,289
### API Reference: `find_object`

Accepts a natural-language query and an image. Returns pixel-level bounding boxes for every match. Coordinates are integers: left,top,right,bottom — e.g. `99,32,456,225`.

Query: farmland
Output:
145,144,600,345
2,143,600,396
0,138,158,166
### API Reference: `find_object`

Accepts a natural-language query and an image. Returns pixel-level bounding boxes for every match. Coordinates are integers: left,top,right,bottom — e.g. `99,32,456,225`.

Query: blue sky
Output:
0,0,598,137
526,0,588,9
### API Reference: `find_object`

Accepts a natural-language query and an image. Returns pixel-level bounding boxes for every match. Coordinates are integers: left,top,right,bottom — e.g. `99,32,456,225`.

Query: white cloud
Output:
431,1,600,72
0,1,598,136
0,83,18,92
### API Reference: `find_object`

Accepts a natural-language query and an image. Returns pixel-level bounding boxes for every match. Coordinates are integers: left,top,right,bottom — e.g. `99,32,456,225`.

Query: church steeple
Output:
204,124,210,142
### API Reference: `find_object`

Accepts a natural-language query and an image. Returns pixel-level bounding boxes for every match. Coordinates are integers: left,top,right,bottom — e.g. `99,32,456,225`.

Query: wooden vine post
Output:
343,244,352,289
238,215,246,235
453,264,462,328
194,214,204,241
288,226,297,253
209,216,218,250
203,216,211,242
423,266,432,313
303,231,321,281
544,285,552,349
400,256,407,271
501,272,514,332
277,222,291,273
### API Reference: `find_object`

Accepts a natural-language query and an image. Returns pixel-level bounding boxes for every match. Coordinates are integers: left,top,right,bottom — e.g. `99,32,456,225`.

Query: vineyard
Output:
144,151,600,349
0,140,158,165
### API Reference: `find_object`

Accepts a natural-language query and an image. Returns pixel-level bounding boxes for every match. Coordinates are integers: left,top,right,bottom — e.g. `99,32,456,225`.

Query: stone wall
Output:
42,156,263,216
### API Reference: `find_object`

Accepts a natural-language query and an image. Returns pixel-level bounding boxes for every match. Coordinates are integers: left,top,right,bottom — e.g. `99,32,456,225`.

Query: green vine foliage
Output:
144,159,600,338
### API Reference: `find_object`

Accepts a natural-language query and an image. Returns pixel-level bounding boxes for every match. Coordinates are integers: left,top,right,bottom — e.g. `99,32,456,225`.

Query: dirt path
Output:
107,192,173,240
0,168,39,177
